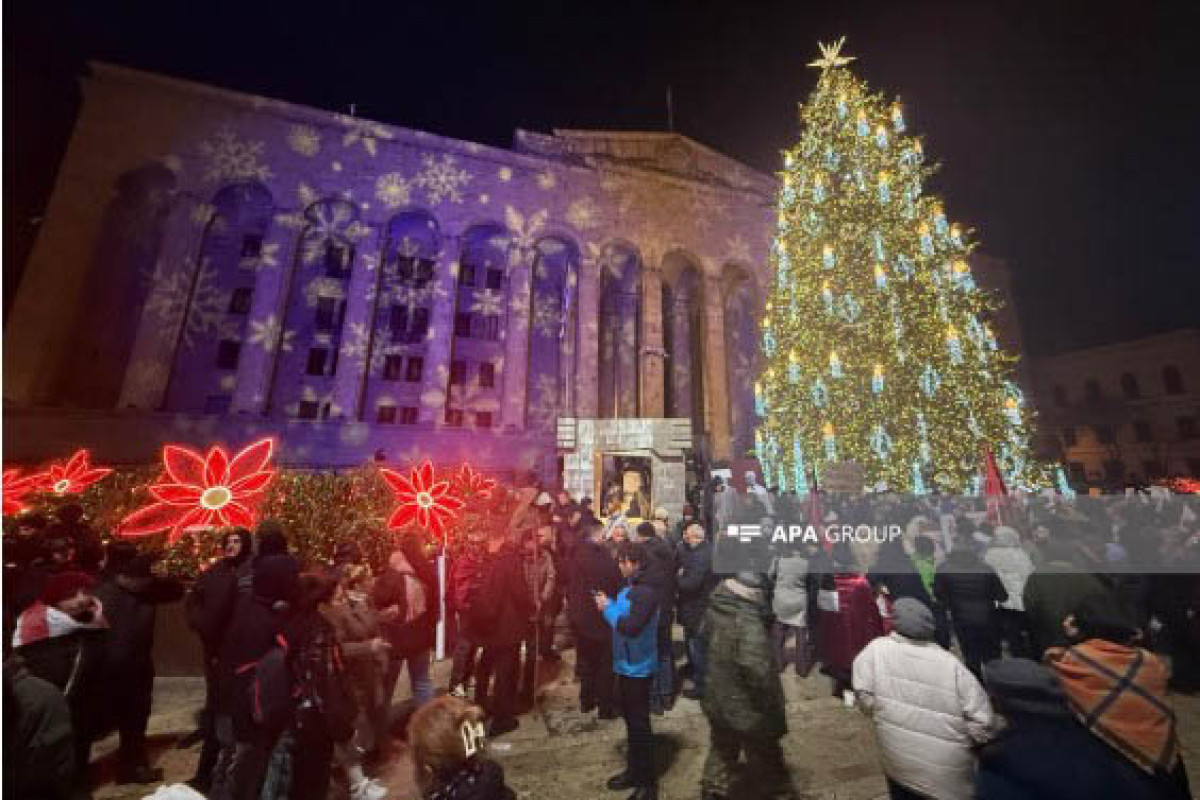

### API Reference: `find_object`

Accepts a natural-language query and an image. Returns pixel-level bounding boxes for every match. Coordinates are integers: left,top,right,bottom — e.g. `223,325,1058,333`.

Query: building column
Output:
331,222,384,419
703,274,733,462
575,254,600,418
230,214,301,415
640,266,665,418
500,249,533,431
117,195,209,409
420,234,462,426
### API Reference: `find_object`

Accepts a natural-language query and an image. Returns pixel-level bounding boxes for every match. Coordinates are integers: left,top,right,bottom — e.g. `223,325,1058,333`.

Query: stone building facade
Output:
4,63,1026,482
1030,329,1200,485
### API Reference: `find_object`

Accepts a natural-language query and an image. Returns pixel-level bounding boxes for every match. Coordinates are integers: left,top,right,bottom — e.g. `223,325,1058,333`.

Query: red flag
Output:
983,447,1008,524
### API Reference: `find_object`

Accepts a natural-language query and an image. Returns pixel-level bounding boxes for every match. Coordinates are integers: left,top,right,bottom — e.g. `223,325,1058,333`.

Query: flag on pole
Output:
983,447,1008,524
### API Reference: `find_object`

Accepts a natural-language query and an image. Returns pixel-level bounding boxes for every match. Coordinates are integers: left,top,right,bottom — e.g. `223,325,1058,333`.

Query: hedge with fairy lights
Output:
756,39,1051,493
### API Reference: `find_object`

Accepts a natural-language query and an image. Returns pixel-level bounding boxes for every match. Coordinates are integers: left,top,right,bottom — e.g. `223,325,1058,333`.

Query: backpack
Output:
236,634,293,731
291,628,356,743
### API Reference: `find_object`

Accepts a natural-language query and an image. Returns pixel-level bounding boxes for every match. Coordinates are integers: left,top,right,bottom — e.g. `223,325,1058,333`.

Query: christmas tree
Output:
756,39,1046,493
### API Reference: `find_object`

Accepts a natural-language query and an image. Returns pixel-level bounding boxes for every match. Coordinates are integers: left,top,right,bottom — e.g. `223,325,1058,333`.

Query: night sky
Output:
6,0,1198,355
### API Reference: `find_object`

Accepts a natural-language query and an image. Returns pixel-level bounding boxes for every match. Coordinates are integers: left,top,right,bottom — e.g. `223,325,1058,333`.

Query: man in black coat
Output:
473,529,533,737
93,548,184,784
934,543,1007,677
676,523,716,699
633,522,677,713
567,521,622,717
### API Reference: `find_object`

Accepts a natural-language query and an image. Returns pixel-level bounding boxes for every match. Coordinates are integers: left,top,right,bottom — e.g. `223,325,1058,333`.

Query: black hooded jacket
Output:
186,528,253,654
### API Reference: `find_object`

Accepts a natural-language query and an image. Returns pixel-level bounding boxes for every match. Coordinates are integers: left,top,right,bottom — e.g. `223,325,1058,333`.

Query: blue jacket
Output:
603,572,660,678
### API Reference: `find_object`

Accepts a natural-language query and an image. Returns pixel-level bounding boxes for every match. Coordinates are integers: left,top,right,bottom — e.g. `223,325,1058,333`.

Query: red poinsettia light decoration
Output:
3,470,43,516
34,449,113,496
454,463,496,500
381,460,465,537
120,438,276,543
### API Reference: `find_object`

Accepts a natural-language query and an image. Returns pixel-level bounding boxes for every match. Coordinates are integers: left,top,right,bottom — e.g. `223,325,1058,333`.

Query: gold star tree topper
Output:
808,37,856,69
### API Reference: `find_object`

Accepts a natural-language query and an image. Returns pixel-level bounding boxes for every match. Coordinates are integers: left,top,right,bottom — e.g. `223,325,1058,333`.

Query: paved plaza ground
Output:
93,647,1200,800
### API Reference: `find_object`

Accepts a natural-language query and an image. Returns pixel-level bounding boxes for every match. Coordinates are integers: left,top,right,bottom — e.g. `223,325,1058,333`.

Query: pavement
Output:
92,643,1200,800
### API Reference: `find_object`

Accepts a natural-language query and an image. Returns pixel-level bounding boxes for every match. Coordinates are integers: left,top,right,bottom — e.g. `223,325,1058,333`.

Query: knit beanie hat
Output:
892,597,936,641
983,658,1067,717
41,571,95,606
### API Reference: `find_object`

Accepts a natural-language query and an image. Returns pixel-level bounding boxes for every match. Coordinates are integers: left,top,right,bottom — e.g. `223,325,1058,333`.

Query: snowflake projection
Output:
296,182,321,208
248,314,295,354
726,234,752,264
420,365,450,410
299,201,366,264
451,378,501,415
566,198,601,231
337,115,394,157
528,374,561,431
200,127,273,184
375,172,413,209
498,166,513,182
478,194,490,205
298,386,342,418
338,322,371,364
143,260,234,348
304,276,346,308
288,125,321,157
532,295,563,338
416,153,472,204
504,205,548,267
123,359,170,402
470,288,505,317
536,170,557,190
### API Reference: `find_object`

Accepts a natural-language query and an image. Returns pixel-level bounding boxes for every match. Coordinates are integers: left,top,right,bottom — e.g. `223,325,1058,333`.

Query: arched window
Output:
1163,365,1185,395
723,267,759,460
364,211,440,426
526,236,579,432
267,198,364,419
445,224,509,429
597,244,641,418
662,257,705,433
165,182,273,413
1120,372,1140,400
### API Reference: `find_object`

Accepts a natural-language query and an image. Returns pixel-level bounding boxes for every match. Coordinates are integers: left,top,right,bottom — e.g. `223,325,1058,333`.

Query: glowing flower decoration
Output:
381,460,465,537
3,470,43,516
454,463,496,500
120,438,276,543
34,449,112,496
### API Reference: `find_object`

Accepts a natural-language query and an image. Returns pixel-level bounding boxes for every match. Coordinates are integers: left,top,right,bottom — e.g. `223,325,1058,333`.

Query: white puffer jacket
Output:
983,527,1035,611
770,553,809,626
852,633,994,800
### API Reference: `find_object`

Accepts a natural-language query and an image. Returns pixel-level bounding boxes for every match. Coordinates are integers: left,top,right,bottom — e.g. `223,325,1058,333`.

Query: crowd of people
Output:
3,479,1198,800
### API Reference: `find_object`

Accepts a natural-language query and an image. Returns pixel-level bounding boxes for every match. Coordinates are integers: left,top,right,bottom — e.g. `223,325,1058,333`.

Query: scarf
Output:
1045,639,1178,775
12,601,108,648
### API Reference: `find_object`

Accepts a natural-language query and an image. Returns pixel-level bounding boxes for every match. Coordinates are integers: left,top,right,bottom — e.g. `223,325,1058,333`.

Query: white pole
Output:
435,550,447,660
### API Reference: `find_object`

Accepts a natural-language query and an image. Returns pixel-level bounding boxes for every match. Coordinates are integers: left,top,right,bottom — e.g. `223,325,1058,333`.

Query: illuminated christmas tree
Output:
755,39,1047,493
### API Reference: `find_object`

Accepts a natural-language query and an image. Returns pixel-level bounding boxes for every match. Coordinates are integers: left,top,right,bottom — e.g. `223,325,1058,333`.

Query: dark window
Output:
1095,425,1115,444
1068,462,1086,483
241,234,263,258
400,406,419,425
377,405,397,424
216,340,241,370
486,268,504,290
410,308,430,342
229,287,253,314
321,401,332,419
444,408,464,427
405,357,424,382
324,242,353,278
297,399,320,419
395,256,414,283
1178,417,1198,440
460,263,476,287
315,297,343,332
1061,426,1077,447
204,395,232,415
1143,460,1164,480
1120,373,1140,400
390,305,409,337
1085,379,1103,402
1053,385,1068,407
306,348,329,376
476,411,493,429
1163,365,1185,395
383,355,403,381
1134,420,1154,442
479,316,500,341
479,362,495,388
415,258,434,286
450,360,467,385
455,312,473,338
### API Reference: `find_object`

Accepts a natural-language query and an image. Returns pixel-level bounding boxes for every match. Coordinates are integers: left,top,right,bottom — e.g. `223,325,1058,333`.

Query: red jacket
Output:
817,572,884,674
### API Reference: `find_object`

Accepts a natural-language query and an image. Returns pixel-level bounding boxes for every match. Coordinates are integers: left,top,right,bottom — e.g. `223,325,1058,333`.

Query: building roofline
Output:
1032,328,1200,362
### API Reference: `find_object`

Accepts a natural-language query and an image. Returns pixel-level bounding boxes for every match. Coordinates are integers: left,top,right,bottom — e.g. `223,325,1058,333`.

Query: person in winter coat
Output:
473,529,533,737
771,544,812,677
408,695,516,800
934,544,1007,677
93,549,184,784
983,526,1035,658
447,533,488,698
595,541,660,800
671,504,698,547
852,598,995,800
699,575,790,800
12,570,108,791
977,658,1183,800
520,526,557,699
676,523,716,697
632,521,677,714
214,553,299,800
374,533,439,711
566,521,622,717
817,543,885,702
185,527,254,791
1022,540,1114,657
4,652,75,800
